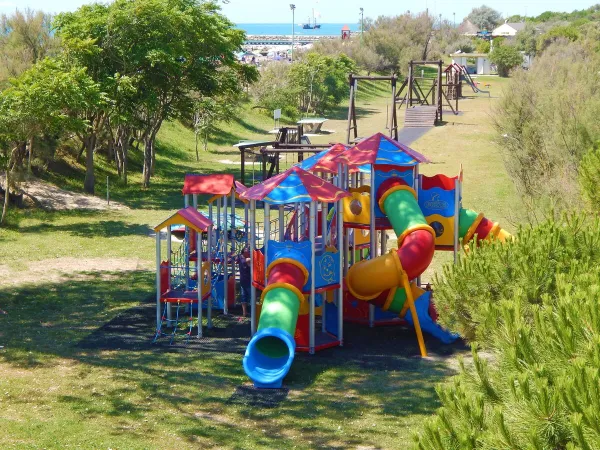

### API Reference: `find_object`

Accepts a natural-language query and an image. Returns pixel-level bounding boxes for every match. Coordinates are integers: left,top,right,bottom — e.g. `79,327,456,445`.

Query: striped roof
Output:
332,132,431,167
240,166,350,205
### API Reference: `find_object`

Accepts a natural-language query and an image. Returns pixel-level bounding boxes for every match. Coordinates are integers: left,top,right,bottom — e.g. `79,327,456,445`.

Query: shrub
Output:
413,217,600,449
489,45,523,77
493,41,600,216
433,216,600,344
579,141,600,209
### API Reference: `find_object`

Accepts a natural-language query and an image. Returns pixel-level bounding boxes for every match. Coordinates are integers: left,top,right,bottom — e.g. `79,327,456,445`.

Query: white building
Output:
450,53,492,75
492,22,526,37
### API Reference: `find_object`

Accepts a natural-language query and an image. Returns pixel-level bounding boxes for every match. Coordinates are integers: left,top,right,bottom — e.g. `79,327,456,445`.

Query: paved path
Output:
396,126,432,145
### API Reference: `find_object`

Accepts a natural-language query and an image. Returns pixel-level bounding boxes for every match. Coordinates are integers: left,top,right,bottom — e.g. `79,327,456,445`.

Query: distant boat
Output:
302,9,321,29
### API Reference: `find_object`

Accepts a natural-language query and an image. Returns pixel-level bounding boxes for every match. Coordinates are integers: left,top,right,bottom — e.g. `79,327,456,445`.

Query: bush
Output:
489,45,523,76
413,217,600,449
433,216,600,344
579,141,600,209
493,41,600,216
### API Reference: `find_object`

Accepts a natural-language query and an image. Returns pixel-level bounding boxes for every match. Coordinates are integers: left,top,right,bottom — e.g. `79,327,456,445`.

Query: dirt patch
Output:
0,257,152,287
2,176,127,211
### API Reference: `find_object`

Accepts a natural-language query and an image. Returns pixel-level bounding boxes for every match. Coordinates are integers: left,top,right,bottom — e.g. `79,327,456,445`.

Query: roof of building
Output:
341,25,350,31
457,19,479,34
496,22,526,32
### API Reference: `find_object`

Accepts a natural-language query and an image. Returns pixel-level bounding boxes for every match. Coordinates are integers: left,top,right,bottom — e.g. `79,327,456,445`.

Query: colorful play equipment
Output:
150,131,510,386
234,132,510,388
241,166,348,388
152,175,252,343
153,207,214,342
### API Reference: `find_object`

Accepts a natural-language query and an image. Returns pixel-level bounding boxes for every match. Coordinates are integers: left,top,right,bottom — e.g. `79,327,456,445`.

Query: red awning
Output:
182,174,235,195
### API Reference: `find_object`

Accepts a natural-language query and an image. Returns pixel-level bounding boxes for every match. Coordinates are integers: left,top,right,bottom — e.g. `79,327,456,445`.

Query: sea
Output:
236,23,360,36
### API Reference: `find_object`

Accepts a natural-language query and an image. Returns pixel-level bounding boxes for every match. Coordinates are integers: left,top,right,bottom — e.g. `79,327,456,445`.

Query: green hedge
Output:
433,216,600,344
412,217,600,449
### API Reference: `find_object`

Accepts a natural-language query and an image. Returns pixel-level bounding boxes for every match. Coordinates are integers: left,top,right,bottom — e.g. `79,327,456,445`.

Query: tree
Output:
537,25,580,52
104,0,253,188
55,0,255,189
0,58,103,224
0,9,58,84
466,5,502,31
54,3,112,194
493,41,600,216
364,12,434,74
515,22,539,56
489,45,523,76
190,67,245,157
288,53,356,114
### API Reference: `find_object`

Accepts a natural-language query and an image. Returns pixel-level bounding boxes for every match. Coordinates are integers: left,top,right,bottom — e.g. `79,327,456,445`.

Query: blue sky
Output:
0,0,595,23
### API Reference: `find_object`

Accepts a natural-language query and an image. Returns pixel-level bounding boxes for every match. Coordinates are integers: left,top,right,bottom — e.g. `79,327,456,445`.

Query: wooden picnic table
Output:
297,117,328,134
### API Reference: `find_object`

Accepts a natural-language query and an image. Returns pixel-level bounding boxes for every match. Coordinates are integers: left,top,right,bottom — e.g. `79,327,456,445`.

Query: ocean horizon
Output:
236,23,360,36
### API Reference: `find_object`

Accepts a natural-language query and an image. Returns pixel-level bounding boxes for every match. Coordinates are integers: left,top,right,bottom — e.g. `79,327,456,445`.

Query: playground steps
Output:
404,106,438,127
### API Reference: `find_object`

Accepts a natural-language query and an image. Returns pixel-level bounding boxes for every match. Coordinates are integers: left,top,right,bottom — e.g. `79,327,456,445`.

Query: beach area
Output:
236,22,359,64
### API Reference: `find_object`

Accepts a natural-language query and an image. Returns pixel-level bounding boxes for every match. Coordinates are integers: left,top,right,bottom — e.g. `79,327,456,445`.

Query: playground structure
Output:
151,132,511,387
445,62,491,97
153,174,250,342
346,61,463,142
235,132,510,388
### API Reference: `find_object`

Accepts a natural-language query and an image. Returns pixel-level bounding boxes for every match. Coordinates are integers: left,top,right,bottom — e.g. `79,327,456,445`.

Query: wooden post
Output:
407,62,413,107
241,149,246,185
437,60,443,123
346,75,356,144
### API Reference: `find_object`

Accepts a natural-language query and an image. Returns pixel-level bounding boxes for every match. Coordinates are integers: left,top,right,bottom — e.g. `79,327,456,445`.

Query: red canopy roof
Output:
240,166,350,204
341,25,350,31
153,207,213,233
311,143,354,173
182,174,235,195
332,132,431,166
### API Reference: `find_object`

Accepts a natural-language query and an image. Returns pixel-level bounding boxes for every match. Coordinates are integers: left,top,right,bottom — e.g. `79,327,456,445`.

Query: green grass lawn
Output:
0,77,523,449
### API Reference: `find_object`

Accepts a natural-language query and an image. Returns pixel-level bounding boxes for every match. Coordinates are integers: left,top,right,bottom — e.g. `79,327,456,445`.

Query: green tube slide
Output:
256,287,300,358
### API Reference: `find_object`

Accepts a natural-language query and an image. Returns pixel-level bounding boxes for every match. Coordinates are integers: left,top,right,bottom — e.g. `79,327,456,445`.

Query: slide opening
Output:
256,335,289,359
244,328,296,388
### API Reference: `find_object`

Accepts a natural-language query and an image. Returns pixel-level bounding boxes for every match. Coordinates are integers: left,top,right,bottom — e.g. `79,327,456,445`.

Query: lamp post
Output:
453,12,456,28
290,4,296,62
360,7,364,41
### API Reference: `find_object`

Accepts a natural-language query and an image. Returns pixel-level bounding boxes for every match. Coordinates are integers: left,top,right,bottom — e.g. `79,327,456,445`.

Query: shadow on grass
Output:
0,272,466,448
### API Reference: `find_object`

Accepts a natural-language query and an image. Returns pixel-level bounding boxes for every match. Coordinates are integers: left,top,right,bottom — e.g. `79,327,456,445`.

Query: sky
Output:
0,0,596,23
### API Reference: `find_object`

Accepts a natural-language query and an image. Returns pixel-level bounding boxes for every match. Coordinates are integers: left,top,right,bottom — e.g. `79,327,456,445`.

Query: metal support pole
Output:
193,194,198,210
369,165,377,328
309,201,316,354
279,205,285,241
264,202,271,285
166,227,172,321
231,189,236,302
184,194,189,208
223,194,229,315
321,202,327,251
337,196,344,346
454,177,460,263
197,223,203,337
250,200,257,335
207,224,213,329
155,231,161,332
